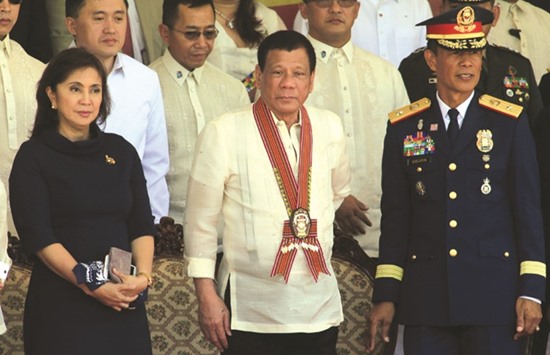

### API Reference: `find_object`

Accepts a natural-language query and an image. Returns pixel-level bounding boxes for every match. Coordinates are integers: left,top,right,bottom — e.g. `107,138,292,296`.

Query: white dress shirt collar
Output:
307,35,354,65
436,90,475,129
161,49,204,86
0,35,11,57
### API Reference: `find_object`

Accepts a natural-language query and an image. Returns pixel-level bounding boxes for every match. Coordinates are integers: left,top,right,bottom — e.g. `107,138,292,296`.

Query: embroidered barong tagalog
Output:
253,98,330,283
403,131,436,157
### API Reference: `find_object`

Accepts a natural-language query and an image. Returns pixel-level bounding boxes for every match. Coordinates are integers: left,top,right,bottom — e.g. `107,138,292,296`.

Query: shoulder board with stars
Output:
388,98,431,125
478,94,523,119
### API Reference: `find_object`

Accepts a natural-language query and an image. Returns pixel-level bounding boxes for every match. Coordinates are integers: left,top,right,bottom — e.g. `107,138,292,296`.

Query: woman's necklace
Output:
214,7,235,29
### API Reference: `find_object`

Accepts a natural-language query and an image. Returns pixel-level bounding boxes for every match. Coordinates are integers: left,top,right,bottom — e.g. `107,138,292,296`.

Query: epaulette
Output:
388,98,431,125
479,94,523,119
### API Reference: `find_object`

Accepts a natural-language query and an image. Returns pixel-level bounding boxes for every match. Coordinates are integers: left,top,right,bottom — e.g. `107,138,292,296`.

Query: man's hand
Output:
514,298,542,340
336,195,372,235
194,278,231,351
367,301,395,352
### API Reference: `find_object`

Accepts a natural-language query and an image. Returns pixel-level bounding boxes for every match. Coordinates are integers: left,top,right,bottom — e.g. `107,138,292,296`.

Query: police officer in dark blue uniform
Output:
368,6,546,355
399,0,543,129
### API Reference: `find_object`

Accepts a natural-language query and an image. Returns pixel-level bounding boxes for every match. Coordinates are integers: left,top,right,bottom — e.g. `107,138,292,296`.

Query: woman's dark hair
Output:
234,0,265,48
32,48,111,138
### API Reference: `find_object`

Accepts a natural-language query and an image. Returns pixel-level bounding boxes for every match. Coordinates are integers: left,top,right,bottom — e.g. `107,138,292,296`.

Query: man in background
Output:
299,0,409,259
66,0,170,221
0,0,45,234
150,0,249,222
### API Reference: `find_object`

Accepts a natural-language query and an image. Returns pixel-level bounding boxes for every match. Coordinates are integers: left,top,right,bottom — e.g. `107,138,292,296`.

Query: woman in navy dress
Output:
9,48,155,354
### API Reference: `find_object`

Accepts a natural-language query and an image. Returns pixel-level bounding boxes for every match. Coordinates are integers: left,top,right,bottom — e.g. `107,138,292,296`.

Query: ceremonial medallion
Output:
417,119,424,130
481,178,491,195
476,129,493,153
290,208,311,239
506,89,514,97
415,181,426,196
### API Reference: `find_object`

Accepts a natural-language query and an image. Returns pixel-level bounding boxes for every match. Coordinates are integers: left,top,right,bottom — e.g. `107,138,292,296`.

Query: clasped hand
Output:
87,267,148,311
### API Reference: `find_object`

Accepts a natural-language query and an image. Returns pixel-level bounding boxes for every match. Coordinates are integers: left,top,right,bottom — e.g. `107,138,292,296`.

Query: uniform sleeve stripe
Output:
520,261,546,278
375,264,404,281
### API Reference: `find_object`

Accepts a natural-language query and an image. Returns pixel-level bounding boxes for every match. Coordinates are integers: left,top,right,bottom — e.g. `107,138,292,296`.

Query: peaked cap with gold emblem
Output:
416,6,494,50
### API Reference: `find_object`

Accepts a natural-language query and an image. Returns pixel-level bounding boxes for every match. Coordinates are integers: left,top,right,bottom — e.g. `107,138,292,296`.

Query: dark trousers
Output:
404,324,525,355
223,281,338,355
223,326,339,355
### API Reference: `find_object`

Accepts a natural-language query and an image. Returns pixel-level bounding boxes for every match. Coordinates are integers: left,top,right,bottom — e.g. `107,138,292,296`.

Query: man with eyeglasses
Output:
369,6,545,354
0,0,45,236
294,0,432,68
149,0,249,223
185,30,351,355
65,0,170,222
299,0,408,262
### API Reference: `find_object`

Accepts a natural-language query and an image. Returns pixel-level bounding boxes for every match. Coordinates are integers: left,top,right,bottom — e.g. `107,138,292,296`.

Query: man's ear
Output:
254,64,262,89
66,17,78,36
424,49,438,72
491,5,500,27
298,2,308,20
158,24,170,45
309,70,315,94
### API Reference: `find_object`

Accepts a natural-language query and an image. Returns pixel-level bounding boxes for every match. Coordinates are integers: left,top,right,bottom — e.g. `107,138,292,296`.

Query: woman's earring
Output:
51,104,56,110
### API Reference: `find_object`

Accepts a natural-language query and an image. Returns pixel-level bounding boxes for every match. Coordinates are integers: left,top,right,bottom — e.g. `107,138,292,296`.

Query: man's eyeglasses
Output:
304,0,357,7
167,26,219,41
7,0,23,4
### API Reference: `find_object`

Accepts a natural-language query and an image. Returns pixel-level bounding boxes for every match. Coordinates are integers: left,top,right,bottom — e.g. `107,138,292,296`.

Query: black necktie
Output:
447,108,460,146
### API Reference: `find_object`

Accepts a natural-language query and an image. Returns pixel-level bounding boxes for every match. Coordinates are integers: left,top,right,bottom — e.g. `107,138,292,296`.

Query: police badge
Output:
476,129,493,153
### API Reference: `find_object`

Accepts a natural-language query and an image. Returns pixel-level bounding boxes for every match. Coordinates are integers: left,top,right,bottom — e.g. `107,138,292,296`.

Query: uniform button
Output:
449,191,457,200
449,249,458,257
449,220,458,228
416,167,422,173
346,133,352,137
449,163,457,171
345,108,350,114
411,255,417,260
504,251,510,258
484,163,490,170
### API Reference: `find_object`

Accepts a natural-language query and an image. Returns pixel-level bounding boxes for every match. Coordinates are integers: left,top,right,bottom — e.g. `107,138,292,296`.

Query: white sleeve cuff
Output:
186,257,217,279
519,295,542,304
